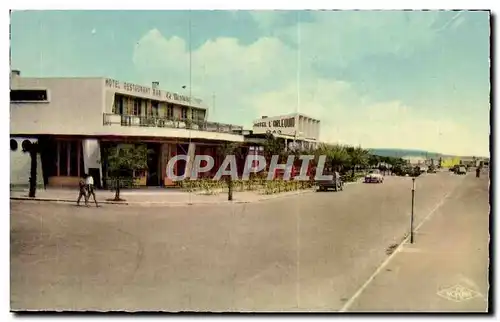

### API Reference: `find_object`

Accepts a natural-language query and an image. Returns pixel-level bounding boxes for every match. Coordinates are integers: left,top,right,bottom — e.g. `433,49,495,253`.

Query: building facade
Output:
10,71,245,188
252,113,321,151
10,71,326,189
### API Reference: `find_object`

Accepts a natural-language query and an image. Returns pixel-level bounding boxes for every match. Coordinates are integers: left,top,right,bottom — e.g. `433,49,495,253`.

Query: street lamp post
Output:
410,178,416,243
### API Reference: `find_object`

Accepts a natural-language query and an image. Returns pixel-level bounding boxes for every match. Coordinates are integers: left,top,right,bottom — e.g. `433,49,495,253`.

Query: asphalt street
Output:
10,171,489,311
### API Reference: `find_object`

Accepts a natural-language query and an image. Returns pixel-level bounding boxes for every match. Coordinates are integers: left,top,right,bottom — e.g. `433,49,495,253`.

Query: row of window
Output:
112,94,203,121
10,89,48,102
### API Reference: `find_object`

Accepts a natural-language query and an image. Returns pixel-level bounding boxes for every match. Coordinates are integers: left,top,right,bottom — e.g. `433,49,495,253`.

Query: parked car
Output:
456,166,467,175
317,172,344,192
365,170,384,183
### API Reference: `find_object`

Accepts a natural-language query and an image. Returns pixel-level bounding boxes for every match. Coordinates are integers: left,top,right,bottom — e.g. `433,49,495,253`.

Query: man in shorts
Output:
85,174,99,207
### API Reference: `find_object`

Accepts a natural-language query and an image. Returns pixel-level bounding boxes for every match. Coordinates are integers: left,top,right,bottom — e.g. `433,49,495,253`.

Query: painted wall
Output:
10,76,105,136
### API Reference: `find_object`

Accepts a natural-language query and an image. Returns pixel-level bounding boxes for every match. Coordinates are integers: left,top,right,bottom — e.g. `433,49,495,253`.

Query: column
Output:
82,139,102,186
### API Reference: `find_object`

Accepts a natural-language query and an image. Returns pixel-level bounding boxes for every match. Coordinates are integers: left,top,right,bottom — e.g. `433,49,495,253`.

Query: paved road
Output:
344,172,490,312
10,172,488,311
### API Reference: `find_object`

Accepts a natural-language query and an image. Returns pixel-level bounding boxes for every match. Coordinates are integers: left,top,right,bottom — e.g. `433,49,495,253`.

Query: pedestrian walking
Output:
476,167,481,178
77,175,88,206
85,174,99,207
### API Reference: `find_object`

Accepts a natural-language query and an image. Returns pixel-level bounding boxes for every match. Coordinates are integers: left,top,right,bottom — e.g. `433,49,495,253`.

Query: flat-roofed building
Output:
252,113,321,151
10,70,244,188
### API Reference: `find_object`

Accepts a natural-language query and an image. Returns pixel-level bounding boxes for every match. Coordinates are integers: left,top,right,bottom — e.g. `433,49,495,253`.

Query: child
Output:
77,175,88,206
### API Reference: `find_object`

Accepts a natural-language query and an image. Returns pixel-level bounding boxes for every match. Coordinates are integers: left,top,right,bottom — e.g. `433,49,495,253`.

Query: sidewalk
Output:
10,177,365,206
343,175,490,312
10,187,316,206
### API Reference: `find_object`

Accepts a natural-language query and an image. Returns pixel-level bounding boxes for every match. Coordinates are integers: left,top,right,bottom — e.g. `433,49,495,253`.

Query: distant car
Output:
365,170,384,183
417,166,428,173
317,172,344,192
427,167,437,173
456,166,467,175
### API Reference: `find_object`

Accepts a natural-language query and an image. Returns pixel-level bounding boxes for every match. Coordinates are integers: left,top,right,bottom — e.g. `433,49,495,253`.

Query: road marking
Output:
338,175,466,312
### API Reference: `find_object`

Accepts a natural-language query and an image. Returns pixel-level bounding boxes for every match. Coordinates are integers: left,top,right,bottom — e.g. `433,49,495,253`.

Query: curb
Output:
10,189,317,207
10,180,364,207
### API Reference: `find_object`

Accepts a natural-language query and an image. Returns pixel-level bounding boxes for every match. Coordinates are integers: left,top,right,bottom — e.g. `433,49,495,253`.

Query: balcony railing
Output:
103,113,243,134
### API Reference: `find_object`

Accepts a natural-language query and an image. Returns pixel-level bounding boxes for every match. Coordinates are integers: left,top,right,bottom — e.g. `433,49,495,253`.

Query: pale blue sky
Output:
10,10,490,156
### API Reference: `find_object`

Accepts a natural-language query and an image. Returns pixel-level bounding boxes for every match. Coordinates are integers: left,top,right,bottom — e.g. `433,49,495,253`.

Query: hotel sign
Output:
254,117,295,129
253,116,297,136
105,78,202,106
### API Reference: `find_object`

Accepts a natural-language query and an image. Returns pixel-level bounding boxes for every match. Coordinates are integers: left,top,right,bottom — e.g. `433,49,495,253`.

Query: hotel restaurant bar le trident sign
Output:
105,78,203,106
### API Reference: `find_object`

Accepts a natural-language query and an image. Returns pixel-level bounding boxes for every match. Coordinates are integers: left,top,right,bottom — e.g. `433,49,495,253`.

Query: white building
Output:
10,70,244,188
402,155,427,165
252,113,321,150
10,71,326,189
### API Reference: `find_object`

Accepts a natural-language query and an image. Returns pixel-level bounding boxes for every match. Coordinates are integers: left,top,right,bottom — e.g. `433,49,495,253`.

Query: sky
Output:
10,10,491,157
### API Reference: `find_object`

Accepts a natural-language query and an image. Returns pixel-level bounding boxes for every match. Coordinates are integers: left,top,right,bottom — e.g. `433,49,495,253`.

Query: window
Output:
11,89,48,102
57,140,83,177
10,139,18,151
191,109,197,120
113,95,124,114
21,140,32,152
69,141,79,177
59,141,68,176
181,106,188,119
152,101,159,117
167,104,174,119
197,110,205,121
133,99,141,116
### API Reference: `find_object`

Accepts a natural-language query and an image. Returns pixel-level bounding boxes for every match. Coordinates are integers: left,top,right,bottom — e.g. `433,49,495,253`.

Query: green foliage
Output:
107,144,149,175
104,144,151,200
316,143,350,172
263,134,285,162
346,145,369,171
216,142,243,159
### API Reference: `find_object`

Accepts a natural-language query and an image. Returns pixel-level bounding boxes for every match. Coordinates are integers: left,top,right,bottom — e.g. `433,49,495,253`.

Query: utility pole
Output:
212,92,216,120
410,178,416,243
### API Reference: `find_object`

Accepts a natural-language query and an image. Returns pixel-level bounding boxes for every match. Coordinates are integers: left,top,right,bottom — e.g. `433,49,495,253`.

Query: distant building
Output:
402,156,426,165
440,157,461,168
252,113,321,151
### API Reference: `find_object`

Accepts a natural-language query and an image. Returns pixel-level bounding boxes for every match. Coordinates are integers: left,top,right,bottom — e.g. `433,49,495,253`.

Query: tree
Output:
21,140,39,198
263,133,285,163
368,154,380,168
316,143,349,173
216,142,242,201
105,144,149,201
346,145,369,176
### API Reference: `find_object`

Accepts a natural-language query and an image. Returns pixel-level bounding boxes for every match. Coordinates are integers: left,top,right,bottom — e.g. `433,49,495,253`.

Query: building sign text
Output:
253,117,295,128
105,78,202,106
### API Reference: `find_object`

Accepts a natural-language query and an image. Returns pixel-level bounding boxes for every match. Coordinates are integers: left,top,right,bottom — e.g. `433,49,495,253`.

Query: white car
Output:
365,170,384,183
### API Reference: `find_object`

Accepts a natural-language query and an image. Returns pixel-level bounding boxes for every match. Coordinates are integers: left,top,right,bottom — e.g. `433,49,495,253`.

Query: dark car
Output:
317,172,344,192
